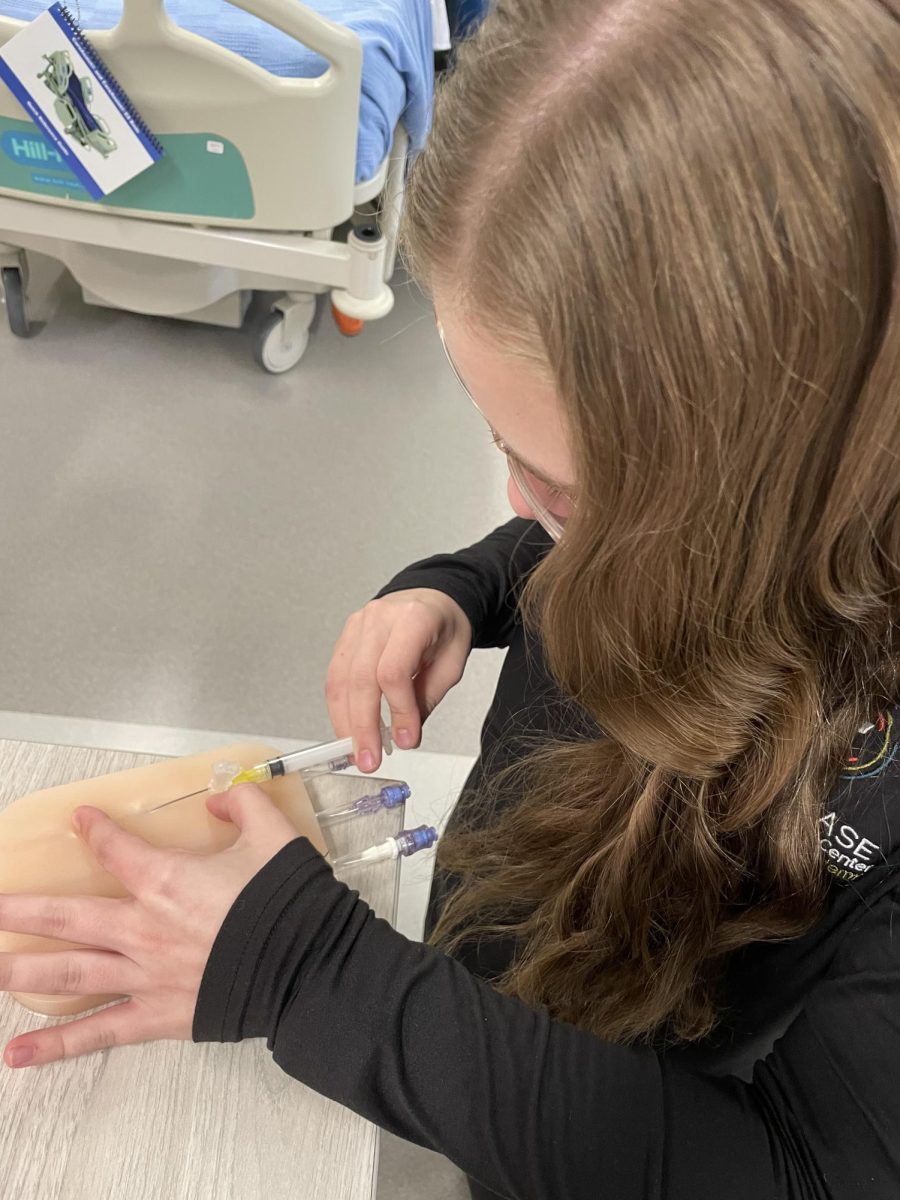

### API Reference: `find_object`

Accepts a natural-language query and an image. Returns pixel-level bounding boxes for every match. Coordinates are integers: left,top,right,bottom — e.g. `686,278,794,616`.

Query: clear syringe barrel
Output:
226,755,354,788
227,724,393,789
273,739,356,777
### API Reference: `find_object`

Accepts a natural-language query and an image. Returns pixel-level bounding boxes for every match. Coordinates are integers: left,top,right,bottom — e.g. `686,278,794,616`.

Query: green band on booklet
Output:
0,117,254,218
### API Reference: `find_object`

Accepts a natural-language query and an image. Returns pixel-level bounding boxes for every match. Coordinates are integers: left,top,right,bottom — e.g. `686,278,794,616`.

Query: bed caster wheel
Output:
1,267,31,339
254,309,310,374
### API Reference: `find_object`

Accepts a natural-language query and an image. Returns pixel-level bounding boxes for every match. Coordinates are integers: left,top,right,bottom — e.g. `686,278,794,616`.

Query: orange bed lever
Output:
332,304,365,337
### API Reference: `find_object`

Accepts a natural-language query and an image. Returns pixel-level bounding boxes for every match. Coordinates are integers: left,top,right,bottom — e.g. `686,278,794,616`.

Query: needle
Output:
136,786,209,817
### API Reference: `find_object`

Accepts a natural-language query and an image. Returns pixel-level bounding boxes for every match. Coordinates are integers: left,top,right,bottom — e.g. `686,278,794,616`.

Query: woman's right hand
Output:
326,589,473,772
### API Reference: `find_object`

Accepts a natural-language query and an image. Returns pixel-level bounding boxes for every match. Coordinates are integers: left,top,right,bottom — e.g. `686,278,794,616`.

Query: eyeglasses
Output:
437,323,573,541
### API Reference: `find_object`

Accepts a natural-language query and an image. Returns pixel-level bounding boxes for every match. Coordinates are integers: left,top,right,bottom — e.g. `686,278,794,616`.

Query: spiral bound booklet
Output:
0,2,162,199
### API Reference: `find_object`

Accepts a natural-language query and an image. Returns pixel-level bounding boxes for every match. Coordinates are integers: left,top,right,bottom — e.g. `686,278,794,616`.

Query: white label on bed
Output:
206,140,224,155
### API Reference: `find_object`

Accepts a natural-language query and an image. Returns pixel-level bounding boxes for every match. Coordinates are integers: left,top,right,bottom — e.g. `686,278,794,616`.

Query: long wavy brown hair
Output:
402,0,900,1042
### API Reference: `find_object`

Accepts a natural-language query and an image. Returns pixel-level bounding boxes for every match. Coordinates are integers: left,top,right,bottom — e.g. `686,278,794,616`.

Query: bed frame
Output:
0,0,407,371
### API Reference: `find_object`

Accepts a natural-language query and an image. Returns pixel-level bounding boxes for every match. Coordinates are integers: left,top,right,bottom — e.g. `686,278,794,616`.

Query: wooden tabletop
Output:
0,738,404,1200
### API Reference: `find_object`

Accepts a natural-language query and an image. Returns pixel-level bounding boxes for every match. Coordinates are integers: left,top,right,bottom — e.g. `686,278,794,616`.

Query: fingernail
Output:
73,805,99,829
7,1046,35,1067
396,728,413,749
358,750,375,772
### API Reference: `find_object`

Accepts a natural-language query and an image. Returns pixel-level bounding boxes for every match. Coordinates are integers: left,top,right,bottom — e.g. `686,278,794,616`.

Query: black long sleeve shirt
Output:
194,520,900,1198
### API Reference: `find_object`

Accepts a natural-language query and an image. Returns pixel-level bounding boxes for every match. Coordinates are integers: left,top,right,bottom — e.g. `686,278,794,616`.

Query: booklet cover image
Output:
38,48,116,157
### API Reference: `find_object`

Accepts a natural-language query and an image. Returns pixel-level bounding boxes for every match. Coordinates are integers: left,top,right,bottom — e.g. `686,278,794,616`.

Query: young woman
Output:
2,1,898,1196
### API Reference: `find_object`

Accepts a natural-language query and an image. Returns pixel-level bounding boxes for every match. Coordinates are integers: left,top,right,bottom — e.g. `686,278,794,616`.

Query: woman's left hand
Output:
0,784,299,1069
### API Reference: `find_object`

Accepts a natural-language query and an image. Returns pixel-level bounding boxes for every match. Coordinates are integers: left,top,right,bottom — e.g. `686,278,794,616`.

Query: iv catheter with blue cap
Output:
330,824,439,869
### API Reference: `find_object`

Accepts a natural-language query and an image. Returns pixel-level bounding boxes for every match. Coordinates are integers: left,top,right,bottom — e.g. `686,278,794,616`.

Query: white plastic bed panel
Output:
0,0,364,230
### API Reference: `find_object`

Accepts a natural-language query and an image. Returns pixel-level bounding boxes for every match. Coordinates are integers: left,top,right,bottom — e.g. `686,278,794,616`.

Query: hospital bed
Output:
0,0,435,371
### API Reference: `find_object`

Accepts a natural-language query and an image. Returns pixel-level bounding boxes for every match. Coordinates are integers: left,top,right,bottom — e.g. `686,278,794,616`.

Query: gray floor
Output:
0,259,508,752
0,258,507,1198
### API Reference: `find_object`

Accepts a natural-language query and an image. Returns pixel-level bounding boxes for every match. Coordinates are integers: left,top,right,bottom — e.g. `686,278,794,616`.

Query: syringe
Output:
145,725,393,815
225,723,393,789
330,824,438,870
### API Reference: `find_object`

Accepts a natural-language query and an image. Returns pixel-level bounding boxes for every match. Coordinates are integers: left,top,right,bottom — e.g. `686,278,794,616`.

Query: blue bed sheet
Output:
0,0,433,181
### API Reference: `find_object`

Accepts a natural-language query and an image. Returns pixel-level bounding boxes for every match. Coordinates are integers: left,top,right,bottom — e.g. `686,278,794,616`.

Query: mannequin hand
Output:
327,588,472,772
0,785,298,1068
